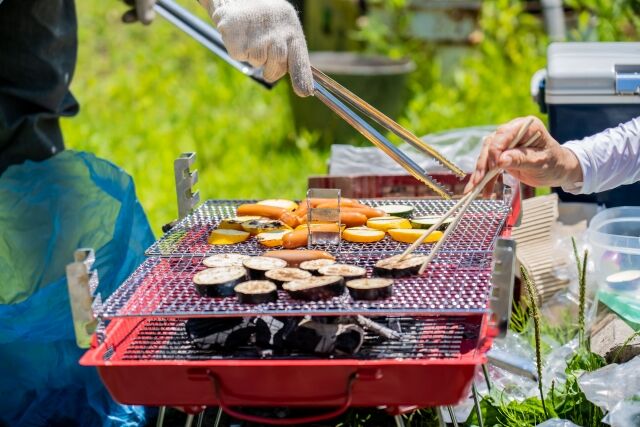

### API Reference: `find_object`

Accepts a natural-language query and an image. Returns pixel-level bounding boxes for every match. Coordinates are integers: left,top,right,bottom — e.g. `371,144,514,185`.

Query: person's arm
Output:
562,117,640,194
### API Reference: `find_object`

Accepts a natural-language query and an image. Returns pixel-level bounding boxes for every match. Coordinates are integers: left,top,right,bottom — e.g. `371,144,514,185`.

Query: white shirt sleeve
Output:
561,117,640,194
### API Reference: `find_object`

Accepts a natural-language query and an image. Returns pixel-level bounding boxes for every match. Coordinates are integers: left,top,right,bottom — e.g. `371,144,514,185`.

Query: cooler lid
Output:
545,42,640,104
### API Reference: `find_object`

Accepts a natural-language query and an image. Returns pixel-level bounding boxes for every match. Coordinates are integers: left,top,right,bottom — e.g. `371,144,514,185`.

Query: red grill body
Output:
80,193,520,421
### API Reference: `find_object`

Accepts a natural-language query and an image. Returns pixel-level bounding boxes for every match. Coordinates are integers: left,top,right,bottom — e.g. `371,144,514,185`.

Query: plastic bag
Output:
0,150,155,426
578,356,640,427
328,126,495,175
536,419,581,427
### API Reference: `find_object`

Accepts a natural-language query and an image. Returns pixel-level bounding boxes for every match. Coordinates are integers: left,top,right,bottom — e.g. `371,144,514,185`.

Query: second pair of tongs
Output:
312,67,465,199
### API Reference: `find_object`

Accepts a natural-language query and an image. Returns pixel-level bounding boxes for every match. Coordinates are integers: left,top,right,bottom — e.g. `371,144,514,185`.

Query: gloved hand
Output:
464,116,583,196
121,0,156,25
199,0,314,97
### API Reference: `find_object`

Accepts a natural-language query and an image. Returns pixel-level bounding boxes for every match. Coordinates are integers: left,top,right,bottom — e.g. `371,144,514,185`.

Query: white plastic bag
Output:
536,419,581,427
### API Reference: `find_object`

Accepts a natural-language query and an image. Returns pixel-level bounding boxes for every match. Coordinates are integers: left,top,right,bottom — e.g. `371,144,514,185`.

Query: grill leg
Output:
196,410,205,427
213,407,223,427
436,407,446,427
185,414,194,427
482,363,492,392
472,383,484,427
394,415,406,427
156,406,166,427
447,406,459,427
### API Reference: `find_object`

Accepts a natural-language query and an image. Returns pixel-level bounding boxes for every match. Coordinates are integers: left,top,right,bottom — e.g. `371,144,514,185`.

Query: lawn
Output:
64,1,328,235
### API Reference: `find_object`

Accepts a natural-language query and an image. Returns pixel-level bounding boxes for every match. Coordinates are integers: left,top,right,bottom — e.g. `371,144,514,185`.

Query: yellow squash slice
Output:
208,229,250,245
343,227,385,243
387,228,443,244
256,229,293,247
257,199,299,211
366,216,412,232
218,216,263,231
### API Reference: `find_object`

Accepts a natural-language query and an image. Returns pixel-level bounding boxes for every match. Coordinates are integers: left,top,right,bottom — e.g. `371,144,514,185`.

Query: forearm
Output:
562,117,640,194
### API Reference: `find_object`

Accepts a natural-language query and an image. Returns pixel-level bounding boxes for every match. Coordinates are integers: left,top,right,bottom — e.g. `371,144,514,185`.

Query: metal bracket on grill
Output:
66,248,101,349
174,152,200,221
489,238,516,338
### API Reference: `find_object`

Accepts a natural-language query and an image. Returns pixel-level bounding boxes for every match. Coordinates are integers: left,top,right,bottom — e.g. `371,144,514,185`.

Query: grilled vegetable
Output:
282,228,309,249
283,276,345,301
265,267,312,287
242,256,288,279
366,216,411,232
378,204,414,218
256,229,292,247
218,216,263,231
257,199,299,211
241,218,290,236
234,280,278,304
343,227,385,243
207,229,250,245
236,203,299,228
318,263,366,280
193,266,248,297
373,254,428,278
347,278,394,300
203,253,251,268
387,228,443,244
410,216,453,231
299,258,337,275
263,249,335,267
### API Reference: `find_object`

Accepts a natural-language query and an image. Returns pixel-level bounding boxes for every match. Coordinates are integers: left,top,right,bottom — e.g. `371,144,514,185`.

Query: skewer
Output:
414,125,541,274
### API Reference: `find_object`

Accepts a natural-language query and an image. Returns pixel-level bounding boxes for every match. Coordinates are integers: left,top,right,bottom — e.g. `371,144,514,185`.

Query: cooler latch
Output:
615,65,640,95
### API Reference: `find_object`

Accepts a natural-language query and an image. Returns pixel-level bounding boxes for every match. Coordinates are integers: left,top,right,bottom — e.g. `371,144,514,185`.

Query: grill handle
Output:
205,370,368,425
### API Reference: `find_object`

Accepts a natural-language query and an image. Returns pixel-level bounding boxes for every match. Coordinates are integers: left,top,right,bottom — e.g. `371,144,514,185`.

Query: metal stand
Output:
196,410,205,427
436,406,446,427
394,414,406,427
213,407,223,427
174,152,199,220
472,383,484,427
185,413,194,427
446,406,459,427
156,406,166,427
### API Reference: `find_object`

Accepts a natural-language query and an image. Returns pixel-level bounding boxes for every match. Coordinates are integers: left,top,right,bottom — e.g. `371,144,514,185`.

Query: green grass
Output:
63,2,327,235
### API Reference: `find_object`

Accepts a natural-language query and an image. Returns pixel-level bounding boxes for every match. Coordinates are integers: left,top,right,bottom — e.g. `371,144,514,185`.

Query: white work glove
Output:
199,0,314,97
122,0,156,25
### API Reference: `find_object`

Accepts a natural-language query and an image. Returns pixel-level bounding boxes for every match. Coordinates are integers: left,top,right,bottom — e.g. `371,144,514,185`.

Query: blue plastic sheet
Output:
0,151,155,427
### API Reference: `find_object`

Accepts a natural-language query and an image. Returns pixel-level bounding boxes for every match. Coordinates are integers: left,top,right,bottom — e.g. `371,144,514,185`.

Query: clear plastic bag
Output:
536,419,581,427
578,356,640,427
328,125,495,175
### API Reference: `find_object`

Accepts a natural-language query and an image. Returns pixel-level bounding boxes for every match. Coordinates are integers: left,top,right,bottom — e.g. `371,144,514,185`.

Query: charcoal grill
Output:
72,150,521,426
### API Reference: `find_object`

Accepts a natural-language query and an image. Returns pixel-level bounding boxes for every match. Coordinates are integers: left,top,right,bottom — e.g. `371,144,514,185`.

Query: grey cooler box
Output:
534,42,640,207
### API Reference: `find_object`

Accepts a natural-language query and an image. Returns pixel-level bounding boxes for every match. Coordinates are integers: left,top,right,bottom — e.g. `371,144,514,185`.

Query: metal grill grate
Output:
111,316,482,361
99,252,493,319
146,199,510,257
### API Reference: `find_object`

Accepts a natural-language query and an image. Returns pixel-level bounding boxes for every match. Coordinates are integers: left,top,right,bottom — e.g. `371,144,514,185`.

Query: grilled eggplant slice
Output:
218,216,263,231
347,278,394,300
282,276,345,301
410,216,453,232
264,267,312,287
378,204,414,218
193,266,248,297
318,263,366,280
242,256,288,279
299,258,337,275
373,254,429,278
234,280,278,304
241,218,290,235
203,253,251,268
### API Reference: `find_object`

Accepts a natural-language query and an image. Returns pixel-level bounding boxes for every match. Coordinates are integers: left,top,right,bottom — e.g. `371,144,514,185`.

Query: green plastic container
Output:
289,52,415,146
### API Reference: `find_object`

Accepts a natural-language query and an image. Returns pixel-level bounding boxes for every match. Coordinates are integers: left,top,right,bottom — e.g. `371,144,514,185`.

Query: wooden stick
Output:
416,127,541,274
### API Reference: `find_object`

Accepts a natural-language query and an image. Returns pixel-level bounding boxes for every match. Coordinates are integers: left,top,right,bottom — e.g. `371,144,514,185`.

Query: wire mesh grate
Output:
145,199,510,257
110,316,482,361
99,251,493,319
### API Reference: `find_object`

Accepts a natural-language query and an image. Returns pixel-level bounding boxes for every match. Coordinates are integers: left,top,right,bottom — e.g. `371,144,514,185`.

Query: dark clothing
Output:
0,0,78,175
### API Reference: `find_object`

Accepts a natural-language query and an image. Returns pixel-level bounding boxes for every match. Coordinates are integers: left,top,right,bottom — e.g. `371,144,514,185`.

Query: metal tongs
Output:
155,0,464,197
312,68,465,198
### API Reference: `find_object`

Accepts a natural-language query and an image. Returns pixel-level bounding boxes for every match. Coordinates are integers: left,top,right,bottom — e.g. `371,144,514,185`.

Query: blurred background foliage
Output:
63,0,637,235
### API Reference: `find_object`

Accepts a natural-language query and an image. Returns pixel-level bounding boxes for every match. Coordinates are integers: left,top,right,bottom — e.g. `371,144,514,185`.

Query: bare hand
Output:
464,116,583,196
